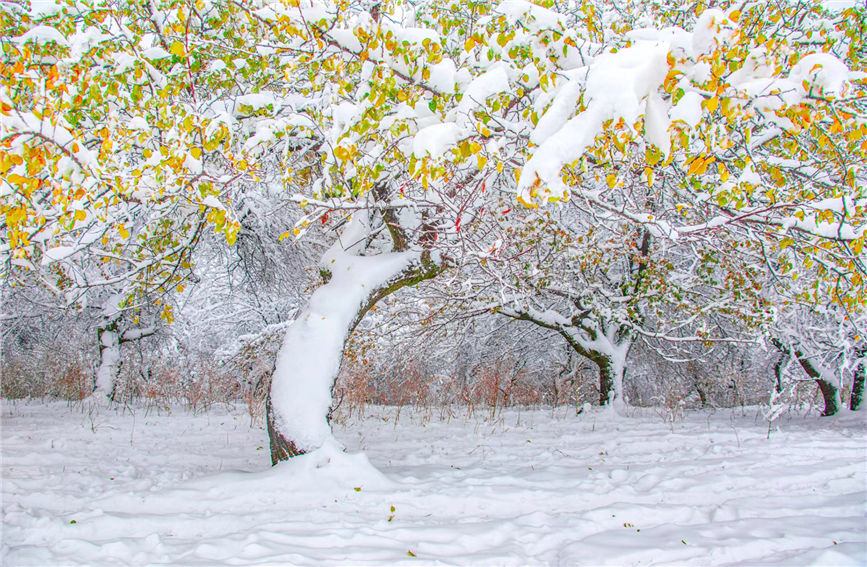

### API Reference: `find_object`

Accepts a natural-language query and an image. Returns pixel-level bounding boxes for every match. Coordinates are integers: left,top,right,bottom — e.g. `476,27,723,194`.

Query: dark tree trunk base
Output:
588,352,614,406
266,396,304,465
816,379,839,417
851,355,864,411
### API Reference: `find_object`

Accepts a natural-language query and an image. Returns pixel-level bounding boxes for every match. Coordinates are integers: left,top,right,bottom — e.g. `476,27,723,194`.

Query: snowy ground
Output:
2,401,865,566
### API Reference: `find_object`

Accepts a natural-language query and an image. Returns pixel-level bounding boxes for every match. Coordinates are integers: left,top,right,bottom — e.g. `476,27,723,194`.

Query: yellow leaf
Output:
170,41,185,57
74,209,86,222
6,206,26,226
644,167,653,188
7,173,27,185
118,224,130,239
477,154,487,170
606,173,617,188
334,146,350,161
191,147,202,159
517,194,537,209
687,155,715,176
704,96,719,113
464,37,475,51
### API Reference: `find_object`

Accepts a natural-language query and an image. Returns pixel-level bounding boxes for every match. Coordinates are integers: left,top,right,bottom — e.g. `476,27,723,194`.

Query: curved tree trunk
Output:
795,355,839,417
771,339,839,417
266,236,441,464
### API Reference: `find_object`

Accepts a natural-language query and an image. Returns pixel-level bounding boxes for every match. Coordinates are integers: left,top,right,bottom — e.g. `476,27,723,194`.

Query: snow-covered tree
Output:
4,0,864,462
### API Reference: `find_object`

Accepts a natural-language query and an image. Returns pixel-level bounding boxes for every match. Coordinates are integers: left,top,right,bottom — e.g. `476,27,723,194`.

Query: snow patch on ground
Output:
2,401,865,565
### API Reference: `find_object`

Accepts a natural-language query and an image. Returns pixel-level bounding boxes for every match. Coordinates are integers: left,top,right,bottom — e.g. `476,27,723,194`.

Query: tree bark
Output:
266,396,303,464
773,350,788,394
795,355,839,417
771,339,839,416
587,350,615,406
850,348,864,411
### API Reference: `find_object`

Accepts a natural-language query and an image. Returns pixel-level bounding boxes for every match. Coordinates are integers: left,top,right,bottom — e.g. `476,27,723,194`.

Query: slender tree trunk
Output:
850,349,864,411
815,379,839,416
773,351,788,394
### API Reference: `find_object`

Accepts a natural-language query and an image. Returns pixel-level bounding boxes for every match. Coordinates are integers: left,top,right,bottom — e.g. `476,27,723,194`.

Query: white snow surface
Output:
412,122,464,158
788,53,851,98
496,0,567,32
670,91,704,127
2,401,865,566
14,25,68,47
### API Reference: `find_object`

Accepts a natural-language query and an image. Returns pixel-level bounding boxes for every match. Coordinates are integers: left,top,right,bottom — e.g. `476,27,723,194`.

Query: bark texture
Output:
795,355,839,417
849,348,864,411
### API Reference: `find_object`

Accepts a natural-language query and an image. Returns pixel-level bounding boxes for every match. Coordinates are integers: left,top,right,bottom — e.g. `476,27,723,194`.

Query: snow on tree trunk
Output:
560,322,630,410
94,322,120,399
267,216,440,464
92,295,126,400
